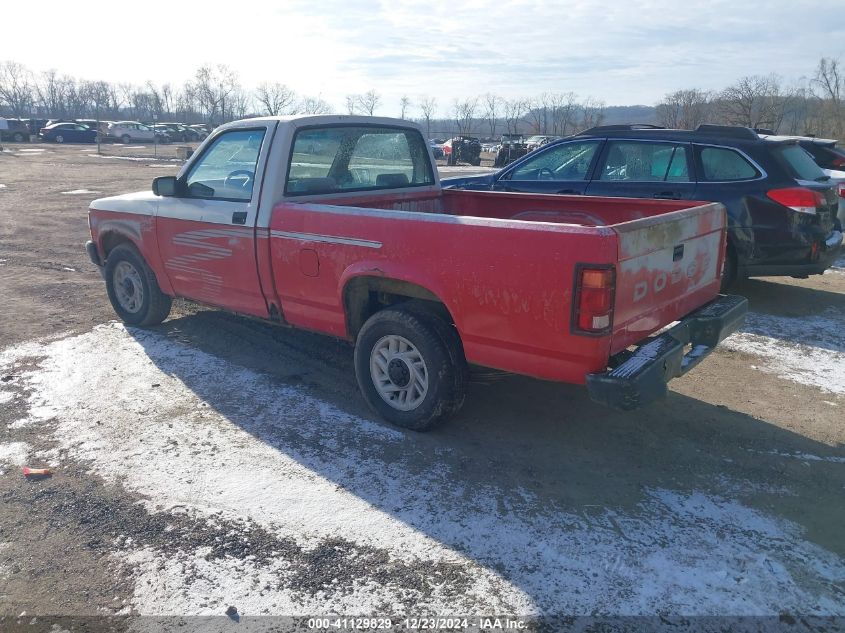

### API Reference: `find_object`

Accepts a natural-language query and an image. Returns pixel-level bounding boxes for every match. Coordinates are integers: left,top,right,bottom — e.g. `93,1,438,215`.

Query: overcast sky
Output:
3,0,843,116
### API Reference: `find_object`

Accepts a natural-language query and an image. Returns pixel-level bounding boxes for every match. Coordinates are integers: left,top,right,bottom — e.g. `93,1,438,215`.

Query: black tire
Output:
12,132,24,143
104,243,172,326
354,305,467,431
720,243,737,291
55,135,64,143
121,135,131,144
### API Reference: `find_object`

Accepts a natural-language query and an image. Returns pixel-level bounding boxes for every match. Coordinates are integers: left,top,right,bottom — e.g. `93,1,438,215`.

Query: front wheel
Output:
104,244,172,326
55,135,64,143
354,306,467,431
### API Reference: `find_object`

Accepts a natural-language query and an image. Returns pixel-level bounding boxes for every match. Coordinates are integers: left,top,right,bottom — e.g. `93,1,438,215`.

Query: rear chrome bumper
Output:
586,294,748,411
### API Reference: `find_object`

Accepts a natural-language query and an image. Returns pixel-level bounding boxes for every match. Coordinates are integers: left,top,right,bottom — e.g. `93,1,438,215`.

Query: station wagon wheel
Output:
104,243,172,327
55,134,64,143
12,132,24,142
121,134,131,144
354,304,467,431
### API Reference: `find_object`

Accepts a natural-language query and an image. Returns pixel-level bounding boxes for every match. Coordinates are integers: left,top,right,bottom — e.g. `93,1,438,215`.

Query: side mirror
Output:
152,175,178,197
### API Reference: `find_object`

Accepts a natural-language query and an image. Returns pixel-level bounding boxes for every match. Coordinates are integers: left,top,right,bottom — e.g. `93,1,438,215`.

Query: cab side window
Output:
184,129,266,201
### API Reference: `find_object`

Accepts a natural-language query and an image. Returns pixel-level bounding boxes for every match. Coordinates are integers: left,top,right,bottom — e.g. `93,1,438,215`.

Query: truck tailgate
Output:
611,202,726,354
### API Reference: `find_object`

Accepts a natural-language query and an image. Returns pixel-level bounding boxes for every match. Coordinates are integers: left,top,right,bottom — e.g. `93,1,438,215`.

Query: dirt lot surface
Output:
0,143,843,627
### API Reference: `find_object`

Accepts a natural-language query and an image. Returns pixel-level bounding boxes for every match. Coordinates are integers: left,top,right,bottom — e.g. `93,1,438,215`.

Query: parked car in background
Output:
0,119,31,142
23,119,48,135
187,124,210,140
157,123,203,142
106,121,161,144
442,136,481,166
39,122,98,143
429,140,444,159
757,133,845,226
524,134,560,151
443,124,843,285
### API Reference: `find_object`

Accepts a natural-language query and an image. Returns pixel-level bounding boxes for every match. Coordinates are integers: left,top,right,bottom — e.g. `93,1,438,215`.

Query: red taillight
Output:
831,157,845,168
573,266,615,334
838,183,845,199
766,187,824,215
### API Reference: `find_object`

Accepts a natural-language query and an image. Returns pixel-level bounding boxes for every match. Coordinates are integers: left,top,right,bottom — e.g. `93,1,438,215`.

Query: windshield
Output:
286,125,435,196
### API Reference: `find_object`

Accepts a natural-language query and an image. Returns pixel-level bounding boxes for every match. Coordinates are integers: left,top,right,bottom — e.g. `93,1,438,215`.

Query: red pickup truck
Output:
86,115,746,429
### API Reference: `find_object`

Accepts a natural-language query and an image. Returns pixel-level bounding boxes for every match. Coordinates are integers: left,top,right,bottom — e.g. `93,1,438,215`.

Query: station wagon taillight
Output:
573,266,615,335
766,187,825,215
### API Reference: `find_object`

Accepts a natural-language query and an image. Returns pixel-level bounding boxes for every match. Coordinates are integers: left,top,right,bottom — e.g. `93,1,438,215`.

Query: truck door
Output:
586,140,697,201
155,126,271,317
492,139,603,195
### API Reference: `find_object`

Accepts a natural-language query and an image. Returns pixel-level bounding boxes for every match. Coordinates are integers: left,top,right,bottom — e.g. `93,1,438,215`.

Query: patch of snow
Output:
60,189,101,195
17,148,45,153
752,450,845,464
0,184,6,188
0,391,14,405
0,442,30,467
722,310,845,394
3,323,845,615
122,145,146,149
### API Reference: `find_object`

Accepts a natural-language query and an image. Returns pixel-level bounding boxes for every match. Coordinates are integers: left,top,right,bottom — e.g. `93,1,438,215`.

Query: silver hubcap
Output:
113,261,144,313
370,335,428,411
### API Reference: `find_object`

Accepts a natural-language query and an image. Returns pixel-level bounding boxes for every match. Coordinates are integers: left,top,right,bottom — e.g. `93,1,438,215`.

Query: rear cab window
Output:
286,125,435,195
696,146,760,181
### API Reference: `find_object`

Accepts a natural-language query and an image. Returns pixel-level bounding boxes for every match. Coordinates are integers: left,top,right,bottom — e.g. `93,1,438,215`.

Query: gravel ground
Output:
0,142,843,627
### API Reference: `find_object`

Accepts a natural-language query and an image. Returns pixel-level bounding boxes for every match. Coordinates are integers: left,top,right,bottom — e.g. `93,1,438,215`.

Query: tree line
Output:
1,57,843,139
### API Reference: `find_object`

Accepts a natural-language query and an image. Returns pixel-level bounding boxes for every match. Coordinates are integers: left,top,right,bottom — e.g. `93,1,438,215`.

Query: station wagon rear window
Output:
698,147,759,181
286,125,435,195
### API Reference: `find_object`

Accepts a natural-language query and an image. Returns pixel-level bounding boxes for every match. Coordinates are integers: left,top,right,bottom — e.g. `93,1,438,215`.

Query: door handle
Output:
232,211,247,225
653,191,682,200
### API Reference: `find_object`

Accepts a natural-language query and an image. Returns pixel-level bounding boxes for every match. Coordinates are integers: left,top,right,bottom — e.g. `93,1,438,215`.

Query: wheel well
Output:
343,276,454,338
100,232,135,260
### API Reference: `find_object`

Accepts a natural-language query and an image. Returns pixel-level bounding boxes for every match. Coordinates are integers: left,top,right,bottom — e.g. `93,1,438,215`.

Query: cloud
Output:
3,0,843,115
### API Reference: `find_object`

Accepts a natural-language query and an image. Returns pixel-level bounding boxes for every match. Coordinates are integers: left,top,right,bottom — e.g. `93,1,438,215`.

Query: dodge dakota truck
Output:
86,115,747,430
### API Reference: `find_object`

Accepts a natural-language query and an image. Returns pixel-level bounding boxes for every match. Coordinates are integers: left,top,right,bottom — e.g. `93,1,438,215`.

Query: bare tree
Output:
656,89,712,129
0,61,33,117
579,97,605,130
299,96,333,114
256,82,297,116
548,92,578,135
503,99,526,135
717,74,785,129
452,97,478,135
399,95,411,119
418,96,437,138
357,90,381,116
811,57,843,136
483,93,500,137
345,94,357,115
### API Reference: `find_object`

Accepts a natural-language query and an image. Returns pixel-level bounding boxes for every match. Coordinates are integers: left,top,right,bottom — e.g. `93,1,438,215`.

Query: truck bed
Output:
271,189,726,374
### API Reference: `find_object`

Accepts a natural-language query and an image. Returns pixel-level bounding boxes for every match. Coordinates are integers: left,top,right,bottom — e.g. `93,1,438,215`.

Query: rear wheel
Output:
121,134,131,144
55,135,64,143
12,132,24,142
354,305,467,431
104,244,172,326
